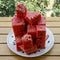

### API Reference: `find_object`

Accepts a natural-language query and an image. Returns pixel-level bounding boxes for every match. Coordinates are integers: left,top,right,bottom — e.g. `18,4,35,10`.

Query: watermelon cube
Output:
36,39,46,49
25,11,41,25
15,36,22,51
16,3,27,19
21,34,33,49
38,16,46,25
20,44,37,54
27,25,36,43
19,45,32,54
36,25,46,48
12,15,25,37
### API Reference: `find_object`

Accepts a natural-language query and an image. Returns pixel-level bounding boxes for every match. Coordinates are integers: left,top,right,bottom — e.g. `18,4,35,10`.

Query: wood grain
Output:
0,56,60,60
0,28,11,34
0,44,15,55
0,22,11,27
0,17,60,59
0,22,60,27
0,17,12,22
0,35,7,43
0,17,60,22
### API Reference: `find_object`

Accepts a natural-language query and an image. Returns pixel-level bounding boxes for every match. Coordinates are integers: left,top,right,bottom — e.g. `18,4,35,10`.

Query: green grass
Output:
0,0,60,17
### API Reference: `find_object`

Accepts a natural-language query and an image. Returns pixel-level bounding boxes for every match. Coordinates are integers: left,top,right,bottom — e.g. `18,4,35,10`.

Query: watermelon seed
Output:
48,41,50,43
12,36,13,38
13,42,15,45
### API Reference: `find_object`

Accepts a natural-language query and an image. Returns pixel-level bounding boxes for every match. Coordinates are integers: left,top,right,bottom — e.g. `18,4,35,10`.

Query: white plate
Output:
7,28,54,57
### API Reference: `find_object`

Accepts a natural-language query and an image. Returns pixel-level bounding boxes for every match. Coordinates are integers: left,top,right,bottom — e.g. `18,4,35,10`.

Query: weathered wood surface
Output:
0,17,60,60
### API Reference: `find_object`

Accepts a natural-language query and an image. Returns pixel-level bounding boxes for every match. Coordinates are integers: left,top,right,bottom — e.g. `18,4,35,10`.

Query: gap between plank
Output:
0,26,60,28
0,55,60,56
0,33,60,35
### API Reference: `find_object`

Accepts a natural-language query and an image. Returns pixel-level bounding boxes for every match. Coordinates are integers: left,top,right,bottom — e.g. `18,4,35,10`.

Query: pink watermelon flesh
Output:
12,15,25,37
36,25,46,48
25,11,41,25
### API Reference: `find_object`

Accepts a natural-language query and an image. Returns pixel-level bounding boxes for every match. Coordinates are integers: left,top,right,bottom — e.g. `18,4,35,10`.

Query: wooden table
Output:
0,17,60,60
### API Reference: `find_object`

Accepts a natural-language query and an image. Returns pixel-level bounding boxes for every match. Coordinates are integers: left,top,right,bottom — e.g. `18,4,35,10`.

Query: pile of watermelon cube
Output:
12,3,46,55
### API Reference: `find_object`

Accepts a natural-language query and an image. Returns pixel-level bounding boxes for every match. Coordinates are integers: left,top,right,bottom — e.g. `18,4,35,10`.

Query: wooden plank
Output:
54,35,60,43
0,17,12,22
0,44,60,55
0,28,60,34
49,28,60,34
0,17,60,22
0,22,11,27
0,44,15,55
46,17,60,22
0,35,7,43
0,56,60,60
0,28,11,34
0,22,60,27
0,35,60,43
46,22,60,27
46,44,60,55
